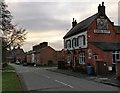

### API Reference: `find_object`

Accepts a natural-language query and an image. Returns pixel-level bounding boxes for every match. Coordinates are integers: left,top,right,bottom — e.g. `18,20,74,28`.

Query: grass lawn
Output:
2,64,14,71
2,64,22,92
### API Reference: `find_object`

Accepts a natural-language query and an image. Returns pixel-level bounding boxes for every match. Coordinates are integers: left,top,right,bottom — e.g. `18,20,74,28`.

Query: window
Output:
79,52,85,64
94,55,98,60
112,51,120,64
72,38,76,48
66,40,71,49
67,54,71,64
77,35,85,47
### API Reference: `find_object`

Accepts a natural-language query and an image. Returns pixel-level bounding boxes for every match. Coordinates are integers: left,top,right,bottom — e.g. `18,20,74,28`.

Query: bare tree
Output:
6,26,27,49
0,0,27,62
0,0,27,50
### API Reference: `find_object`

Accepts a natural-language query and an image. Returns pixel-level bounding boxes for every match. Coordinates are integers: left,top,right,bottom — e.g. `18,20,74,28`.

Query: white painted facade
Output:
64,31,88,50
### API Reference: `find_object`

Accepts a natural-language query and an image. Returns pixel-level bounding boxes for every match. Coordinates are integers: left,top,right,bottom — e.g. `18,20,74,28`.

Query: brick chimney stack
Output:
40,42,48,48
98,2,105,16
33,42,48,51
72,18,77,28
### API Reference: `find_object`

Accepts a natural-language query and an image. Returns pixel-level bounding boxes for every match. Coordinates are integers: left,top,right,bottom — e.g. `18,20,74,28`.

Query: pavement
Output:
46,67,120,88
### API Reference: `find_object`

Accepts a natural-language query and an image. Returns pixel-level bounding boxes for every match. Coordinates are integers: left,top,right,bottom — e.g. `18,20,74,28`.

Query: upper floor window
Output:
66,40,71,49
77,35,85,47
72,38,76,48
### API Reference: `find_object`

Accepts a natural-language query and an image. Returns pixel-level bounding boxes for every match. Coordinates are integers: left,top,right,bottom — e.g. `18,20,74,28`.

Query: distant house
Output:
26,42,64,66
26,50,33,64
8,47,25,63
63,2,120,75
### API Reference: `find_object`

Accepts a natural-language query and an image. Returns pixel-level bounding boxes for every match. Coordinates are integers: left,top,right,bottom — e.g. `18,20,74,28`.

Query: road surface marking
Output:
55,80,74,88
46,76,50,79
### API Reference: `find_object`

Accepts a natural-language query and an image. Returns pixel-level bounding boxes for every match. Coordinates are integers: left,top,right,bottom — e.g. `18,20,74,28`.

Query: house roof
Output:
11,48,24,57
63,12,120,39
90,42,120,51
35,46,56,53
35,47,47,53
114,26,120,34
63,13,98,39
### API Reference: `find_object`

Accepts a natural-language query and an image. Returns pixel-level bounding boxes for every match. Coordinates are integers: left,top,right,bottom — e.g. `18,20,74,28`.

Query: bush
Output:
2,62,8,68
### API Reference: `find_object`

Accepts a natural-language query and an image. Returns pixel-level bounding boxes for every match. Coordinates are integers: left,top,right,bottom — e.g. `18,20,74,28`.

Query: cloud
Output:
49,40,64,51
22,30,65,51
6,1,120,51
8,2,91,31
6,0,91,3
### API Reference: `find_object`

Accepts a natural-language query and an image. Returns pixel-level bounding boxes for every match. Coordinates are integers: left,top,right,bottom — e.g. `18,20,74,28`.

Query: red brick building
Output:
8,47,25,63
63,2,120,75
26,50,32,64
26,42,64,66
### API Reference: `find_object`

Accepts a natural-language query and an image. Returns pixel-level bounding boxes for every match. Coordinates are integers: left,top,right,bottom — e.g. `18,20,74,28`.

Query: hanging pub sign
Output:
88,49,92,59
94,18,110,34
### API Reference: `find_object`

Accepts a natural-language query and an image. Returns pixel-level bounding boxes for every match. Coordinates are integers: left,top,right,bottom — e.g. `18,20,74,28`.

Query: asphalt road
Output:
10,63,119,92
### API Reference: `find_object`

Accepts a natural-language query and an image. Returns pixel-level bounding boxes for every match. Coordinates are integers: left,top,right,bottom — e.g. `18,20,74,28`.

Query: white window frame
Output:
64,31,87,50
78,36,83,47
72,38,76,48
79,52,85,64
112,51,120,64
66,40,71,49
78,35,85,48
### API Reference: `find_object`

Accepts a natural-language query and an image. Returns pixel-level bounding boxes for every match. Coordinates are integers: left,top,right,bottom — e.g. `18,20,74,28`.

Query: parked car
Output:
23,62,28,66
15,60,20,65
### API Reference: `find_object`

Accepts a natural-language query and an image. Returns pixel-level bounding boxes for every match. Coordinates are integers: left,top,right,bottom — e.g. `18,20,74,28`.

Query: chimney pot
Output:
98,2,105,15
73,18,75,22
102,2,104,6
72,18,77,28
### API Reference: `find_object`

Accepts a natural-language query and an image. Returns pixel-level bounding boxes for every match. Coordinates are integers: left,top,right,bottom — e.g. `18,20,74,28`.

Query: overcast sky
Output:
5,0,120,52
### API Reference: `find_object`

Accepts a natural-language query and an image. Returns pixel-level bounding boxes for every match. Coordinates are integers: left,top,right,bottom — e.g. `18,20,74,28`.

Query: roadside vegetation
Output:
2,63,22,92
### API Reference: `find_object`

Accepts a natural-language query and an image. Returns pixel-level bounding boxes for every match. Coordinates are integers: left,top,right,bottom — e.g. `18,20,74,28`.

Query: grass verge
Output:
2,64,22,92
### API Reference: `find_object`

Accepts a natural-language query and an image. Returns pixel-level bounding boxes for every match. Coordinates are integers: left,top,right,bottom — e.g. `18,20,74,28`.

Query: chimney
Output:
111,22,114,26
72,18,77,28
42,42,48,48
40,42,48,48
98,2,105,16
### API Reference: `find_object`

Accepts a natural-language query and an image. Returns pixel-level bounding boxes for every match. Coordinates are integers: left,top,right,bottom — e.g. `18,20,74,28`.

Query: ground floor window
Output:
73,55,77,66
112,51,120,64
67,54,71,64
79,52,85,64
